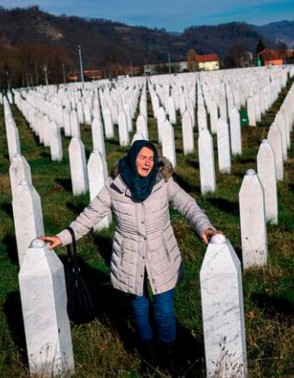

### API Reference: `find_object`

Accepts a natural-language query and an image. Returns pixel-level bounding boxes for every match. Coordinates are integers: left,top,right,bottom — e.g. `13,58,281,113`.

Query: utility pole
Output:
78,45,85,88
62,63,66,84
168,52,171,75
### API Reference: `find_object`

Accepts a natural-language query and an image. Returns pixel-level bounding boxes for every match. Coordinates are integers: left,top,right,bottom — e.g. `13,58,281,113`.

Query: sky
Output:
0,0,294,32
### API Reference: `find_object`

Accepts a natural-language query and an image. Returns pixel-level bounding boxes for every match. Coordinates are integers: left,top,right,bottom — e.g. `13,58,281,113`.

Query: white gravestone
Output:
274,113,288,161
131,133,144,144
103,107,114,139
168,96,177,124
77,101,85,125
257,140,278,225
217,117,231,174
247,97,256,127
5,120,21,161
198,128,216,194
87,150,111,231
49,121,63,161
161,121,176,168
239,169,268,269
91,117,106,156
70,109,81,138
209,100,218,134
182,111,194,155
12,180,44,267
19,239,74,377
229,107,242,155
197,105,208,131
9,154,32,198
68,137,89,195
118,110,130,147
136,114,149,140
200,234,248,378
219,95,227,122
157,106,166,143
267,124,283,181
63,108,72,137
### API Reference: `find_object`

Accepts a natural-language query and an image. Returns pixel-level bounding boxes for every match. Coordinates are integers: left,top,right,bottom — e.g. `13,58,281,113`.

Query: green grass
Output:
0,74,294,377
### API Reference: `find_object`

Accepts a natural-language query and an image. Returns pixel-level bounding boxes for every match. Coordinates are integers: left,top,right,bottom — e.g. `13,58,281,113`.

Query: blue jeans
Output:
131,283,176,343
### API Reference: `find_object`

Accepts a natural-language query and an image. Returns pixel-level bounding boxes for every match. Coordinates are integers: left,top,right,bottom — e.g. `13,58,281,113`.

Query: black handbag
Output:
64,226,95,325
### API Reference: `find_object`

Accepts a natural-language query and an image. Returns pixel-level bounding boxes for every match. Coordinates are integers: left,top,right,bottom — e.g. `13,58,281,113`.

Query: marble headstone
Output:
257,139,278,224
217,117,231,174
200,234,247,378
19,239,74,377
198,128,216,194
12,180,44,267
68,136,89,195
267,124,283,181
239,169,268,269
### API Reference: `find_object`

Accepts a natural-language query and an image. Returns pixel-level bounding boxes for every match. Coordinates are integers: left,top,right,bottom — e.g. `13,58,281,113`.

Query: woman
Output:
40,139,221,374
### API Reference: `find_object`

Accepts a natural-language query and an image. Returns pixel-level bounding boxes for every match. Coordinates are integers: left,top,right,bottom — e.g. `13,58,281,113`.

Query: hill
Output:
0,6,293,86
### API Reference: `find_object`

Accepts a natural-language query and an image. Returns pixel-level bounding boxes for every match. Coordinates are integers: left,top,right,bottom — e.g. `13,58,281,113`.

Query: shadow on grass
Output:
0,201,14,220
55,178,72,192
4,291,28,365
173,172,201,194
66,201,86,215
206,197,239,216
251,293,294,325
40,151,51,159
3,234,19,266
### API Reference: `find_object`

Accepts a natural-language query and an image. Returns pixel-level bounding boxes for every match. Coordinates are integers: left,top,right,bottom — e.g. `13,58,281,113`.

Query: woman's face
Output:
136,146,155,177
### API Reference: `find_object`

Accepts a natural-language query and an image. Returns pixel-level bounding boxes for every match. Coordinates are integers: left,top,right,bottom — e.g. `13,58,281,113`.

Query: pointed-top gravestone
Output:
131,133,145,144
229,107,242,155
19,239,74,377
267,124,283,181
68,137,89,195
161,120,176,168
103,107,114,139
239,169,268,270
136,114,149,140
257,139,278,224
87,150,111,231
247,97,256,127
12,180,44,267
157,106,166,143
9,154,32,198
217,117,231,174
200,234,247,378
70,109,81,138
182,111,194,155
91,117,106,156
118,110,130,146
49,121,63,161
63,107,71,137
198,128,216,194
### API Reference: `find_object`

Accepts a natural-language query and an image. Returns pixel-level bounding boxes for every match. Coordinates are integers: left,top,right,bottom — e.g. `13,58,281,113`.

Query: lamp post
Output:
62,63,66,84
168,52,171,75
78,45,85,88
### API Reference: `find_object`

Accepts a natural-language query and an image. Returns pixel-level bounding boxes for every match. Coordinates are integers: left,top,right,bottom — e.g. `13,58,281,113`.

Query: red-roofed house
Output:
257,48,293,66
196,53,220,71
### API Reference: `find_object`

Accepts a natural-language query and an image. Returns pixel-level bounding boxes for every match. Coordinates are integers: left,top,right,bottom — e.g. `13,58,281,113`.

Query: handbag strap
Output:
66,226,79,272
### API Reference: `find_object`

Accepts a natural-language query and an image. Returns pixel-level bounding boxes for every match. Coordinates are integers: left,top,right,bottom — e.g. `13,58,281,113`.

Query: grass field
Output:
0,74,294,377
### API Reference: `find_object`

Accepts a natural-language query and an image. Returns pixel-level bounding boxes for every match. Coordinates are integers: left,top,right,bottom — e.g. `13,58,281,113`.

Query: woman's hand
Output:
38,236,62,250
201,229,223,245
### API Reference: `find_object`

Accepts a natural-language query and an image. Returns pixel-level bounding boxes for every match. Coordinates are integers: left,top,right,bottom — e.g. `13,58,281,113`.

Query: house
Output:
196,53,220,71
187,50,220,71
257,48,294,66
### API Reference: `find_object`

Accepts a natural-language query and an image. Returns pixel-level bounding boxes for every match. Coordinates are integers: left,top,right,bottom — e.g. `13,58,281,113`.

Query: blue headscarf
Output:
119,140,159,201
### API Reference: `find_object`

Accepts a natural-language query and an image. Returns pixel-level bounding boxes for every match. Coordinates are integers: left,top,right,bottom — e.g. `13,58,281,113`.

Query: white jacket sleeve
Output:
167,177,215,236
57,180,112,246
